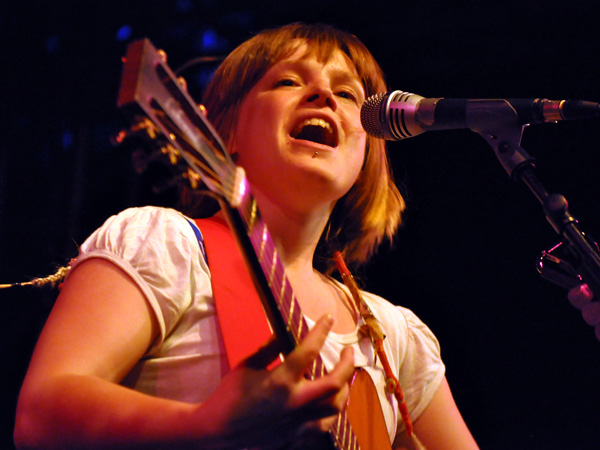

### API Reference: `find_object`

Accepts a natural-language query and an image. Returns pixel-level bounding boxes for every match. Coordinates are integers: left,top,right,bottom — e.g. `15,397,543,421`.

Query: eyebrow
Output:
274,59,364,91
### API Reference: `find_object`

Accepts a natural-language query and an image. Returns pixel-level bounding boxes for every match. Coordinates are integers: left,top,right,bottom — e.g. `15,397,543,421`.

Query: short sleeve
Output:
69,206,210,352
394,306,445,431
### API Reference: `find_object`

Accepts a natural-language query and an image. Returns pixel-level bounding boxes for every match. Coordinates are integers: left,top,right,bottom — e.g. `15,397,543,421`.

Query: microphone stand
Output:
466,99,600,340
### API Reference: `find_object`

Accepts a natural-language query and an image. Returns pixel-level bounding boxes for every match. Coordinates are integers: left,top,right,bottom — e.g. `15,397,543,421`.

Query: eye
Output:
336,90,357,101
336,88,361,104
274,78,297,88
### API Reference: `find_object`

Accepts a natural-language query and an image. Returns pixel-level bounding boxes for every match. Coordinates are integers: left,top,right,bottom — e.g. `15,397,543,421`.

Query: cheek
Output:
231,98,282,153
348,129,367,165
229,104,261,156
344,109,367,141
349,134,368,183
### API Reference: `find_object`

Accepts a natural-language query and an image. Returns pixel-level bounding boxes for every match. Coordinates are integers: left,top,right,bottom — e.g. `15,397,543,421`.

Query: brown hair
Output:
196,23,405,272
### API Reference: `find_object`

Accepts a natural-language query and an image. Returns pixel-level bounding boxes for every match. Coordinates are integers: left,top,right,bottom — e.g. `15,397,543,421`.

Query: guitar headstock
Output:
116,38,243,205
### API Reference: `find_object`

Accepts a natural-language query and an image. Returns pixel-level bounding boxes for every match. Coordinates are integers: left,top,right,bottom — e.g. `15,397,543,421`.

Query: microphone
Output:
360,90,600,140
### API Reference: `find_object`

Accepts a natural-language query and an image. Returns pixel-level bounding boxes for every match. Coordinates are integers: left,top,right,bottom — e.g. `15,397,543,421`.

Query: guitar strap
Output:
193,216,273,370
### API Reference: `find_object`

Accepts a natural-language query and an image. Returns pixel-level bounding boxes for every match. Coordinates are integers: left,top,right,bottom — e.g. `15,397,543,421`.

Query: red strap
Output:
194,216,273,370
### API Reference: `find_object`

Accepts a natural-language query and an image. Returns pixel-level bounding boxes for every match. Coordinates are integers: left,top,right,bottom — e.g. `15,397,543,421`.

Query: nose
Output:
305,84,337,110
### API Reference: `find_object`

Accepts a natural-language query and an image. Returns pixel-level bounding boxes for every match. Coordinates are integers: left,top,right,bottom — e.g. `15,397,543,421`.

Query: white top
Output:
71,206,445,444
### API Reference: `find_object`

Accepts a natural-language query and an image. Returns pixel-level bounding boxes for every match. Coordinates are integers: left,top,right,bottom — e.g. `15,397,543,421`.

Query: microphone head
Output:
361,90,426,140
360,92,389,139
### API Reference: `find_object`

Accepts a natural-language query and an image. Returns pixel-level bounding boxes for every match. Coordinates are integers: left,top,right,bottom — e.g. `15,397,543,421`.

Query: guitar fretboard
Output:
231,176,361,450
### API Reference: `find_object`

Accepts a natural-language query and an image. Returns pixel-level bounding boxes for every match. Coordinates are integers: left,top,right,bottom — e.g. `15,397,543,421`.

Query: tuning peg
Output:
177,76,188,93
185,168,201,189
160,143,180,166
111,118,158,146
157,48,168,64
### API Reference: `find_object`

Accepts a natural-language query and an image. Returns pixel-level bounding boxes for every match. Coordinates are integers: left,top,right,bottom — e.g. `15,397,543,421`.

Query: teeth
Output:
305,118,332,133
290,117,337,147
296,118,333,134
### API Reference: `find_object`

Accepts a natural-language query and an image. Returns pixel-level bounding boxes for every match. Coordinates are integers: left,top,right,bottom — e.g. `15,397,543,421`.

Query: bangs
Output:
271,25,386,97
243,23,386,101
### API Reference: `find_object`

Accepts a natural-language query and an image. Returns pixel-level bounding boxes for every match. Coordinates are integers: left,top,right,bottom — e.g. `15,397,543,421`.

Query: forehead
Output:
273,40,360,77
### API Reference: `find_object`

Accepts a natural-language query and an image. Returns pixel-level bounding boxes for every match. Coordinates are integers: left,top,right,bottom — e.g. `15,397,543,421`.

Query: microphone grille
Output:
360,92,388,138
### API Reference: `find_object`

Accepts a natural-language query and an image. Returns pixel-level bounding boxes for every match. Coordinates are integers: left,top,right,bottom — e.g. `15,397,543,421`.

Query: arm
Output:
14,258,355,449
394,376,479,450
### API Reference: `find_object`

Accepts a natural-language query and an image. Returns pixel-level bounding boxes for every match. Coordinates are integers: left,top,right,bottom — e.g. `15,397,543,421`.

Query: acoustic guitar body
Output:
347,368,392,450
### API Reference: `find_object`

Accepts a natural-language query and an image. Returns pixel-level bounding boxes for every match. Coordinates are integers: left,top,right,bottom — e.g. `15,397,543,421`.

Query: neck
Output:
248,186,333,279
214,179,357,333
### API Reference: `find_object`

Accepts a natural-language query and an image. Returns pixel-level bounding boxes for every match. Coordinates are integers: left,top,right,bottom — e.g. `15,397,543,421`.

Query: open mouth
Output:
290,118,338,148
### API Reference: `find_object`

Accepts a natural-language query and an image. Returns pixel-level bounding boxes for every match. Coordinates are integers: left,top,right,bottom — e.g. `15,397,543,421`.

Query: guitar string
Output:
237,195,358,449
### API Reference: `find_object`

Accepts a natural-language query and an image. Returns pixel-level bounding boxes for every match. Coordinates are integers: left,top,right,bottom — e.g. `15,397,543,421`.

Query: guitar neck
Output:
220,173,310,356
219,174,360,450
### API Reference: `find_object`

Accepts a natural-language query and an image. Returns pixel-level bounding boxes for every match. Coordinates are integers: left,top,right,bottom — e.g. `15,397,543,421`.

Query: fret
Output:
286,290,295,335
290,299,302,342
268,246,278,287
259,222,268,262
250,223,268,270
273,257,285,295
249,197,258,229
279,276,287,307
259,239,274,279
311,360,318,380
248,229,263,266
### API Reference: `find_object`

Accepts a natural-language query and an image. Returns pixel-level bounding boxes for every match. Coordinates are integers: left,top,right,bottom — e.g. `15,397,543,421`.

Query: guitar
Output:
116,38,391,450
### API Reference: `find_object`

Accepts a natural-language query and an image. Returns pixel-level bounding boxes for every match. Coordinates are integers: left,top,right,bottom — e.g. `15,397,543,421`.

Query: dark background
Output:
2,1,600,449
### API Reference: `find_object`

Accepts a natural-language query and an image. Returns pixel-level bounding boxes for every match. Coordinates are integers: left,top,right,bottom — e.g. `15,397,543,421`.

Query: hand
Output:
197,314,355,449
567,283,600,341
567,283,594,309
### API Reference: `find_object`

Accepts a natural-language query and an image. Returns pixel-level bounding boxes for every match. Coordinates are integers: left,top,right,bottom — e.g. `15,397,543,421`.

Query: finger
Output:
568,283,594,309
292,346,354,409
292,417,338,445
328,347,354,408
283,314,334,379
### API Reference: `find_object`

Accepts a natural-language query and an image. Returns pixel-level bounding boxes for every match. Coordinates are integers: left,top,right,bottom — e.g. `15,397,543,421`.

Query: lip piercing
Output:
313,151,319,158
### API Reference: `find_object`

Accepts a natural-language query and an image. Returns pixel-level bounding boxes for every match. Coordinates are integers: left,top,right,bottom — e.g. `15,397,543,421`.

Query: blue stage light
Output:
116,25,133,42
202,29,219,51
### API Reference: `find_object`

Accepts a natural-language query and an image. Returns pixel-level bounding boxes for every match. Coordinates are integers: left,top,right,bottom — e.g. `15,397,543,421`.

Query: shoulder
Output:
359,291,423,335
360,290,442,359
73,206,212,348
75,205,209,290
88,206,196,241
79,206,201,259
